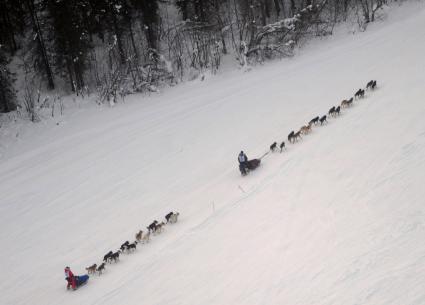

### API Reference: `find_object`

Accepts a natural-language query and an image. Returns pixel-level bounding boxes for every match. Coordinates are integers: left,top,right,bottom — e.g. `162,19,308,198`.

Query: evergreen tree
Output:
131,0,159,50
175,0,210,22
105,0,128,64
46,0,92,92
176,0,189,21
0,46,17,113
0,0,26,54
26,0,55,89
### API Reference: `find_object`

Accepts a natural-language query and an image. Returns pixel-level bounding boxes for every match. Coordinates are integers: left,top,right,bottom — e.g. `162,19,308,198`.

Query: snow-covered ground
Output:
1,2,425,305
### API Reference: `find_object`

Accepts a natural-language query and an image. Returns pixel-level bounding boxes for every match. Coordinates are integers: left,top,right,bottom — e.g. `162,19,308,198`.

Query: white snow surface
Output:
1,2,425,305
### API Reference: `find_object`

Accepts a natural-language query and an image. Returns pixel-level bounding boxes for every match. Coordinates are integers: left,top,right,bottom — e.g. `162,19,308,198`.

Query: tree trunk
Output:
144,24,157,51
179,0,188,20
110,8,126,64
1,6,17,53
334,0,339,23
273,0,281,16
139,0,159,50
5,10,18,52
290,0,297,15
260,1,267,25
0,88,10,112
197,0,206,22
26,0,55,89
74,61,84,92
280,0,286,17
66,59,75,92
248,0,257,48
343,0,349,21
264,0,271,19
128,20,140,61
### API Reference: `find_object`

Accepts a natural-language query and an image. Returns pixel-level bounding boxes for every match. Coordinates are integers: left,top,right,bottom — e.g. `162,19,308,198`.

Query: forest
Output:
0,0,390,118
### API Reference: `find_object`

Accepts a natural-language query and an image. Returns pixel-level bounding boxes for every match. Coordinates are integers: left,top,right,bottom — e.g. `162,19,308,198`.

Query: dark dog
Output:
354,89,361,98
165,212,174,223
270,142,277,152
110,251,121,263
366,80,374,89
127,242,137,252
319,115,327,125
293,131,302,142
309,116,319,125
366,80,377,90
103,251,113,263
279,141,285,152
335,106,341,116
154,222,166,234
288,131,295,143
147,220,158,233
328,106,336,117
120,241,130,252
354,89,365,99
96,263,105,275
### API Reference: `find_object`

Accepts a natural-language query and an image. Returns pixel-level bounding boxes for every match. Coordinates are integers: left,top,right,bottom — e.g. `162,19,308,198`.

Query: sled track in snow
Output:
75,82,379,289
187,83,380,234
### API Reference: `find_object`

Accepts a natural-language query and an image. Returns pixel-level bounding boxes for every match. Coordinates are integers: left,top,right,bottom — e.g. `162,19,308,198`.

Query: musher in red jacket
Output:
65,266,76,290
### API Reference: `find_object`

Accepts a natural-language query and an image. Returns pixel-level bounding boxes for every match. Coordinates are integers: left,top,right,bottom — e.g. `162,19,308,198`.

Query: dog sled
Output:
239,159,261,176
66,274,89,290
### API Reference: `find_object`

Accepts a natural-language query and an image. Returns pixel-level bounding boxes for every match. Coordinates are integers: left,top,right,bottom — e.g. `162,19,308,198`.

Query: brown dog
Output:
135,230,143,242
341,97,353,108
141,231,151,243
300,125,311,135
86,264,97,274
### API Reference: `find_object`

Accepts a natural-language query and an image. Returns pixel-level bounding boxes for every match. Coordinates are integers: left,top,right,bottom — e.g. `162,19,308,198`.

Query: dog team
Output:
269,80,377,152
85,211,180,276
84,80,378,277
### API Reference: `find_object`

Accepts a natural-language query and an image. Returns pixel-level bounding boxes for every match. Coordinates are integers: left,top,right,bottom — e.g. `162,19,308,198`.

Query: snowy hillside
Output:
1,2,425,305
